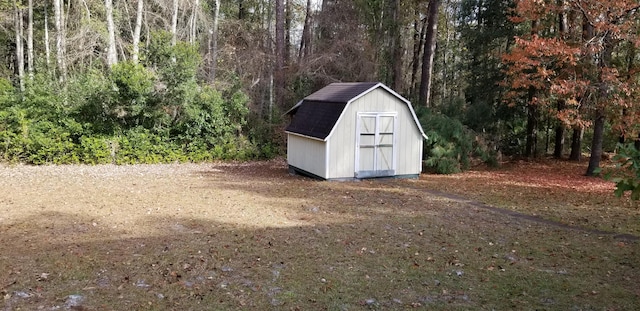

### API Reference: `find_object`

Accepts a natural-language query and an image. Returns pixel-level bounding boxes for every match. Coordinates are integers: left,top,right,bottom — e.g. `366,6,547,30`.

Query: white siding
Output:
327,88,423,178
287,134,327,178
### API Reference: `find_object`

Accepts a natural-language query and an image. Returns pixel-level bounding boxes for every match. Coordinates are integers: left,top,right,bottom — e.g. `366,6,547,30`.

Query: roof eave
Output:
285,131,328,142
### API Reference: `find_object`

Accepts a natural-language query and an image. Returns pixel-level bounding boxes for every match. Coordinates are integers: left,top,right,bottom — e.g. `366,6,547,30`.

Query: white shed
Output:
285,82,427,180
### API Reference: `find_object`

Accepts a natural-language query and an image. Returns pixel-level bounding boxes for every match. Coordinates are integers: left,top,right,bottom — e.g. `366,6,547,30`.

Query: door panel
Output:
356,113,396,178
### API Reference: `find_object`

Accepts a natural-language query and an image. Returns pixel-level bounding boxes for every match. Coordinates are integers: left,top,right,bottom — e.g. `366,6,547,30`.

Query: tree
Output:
14,1,24,91
27,0,33,78
275,0,285,108
106,0,118,67
583,2,640,175
297,0,312,62
209,0,220,81
503,0,640,171
171,0,179,46
44,2,51,68
552,0,568,158
132,0,144,64
419,0,441,107
53,0,66,82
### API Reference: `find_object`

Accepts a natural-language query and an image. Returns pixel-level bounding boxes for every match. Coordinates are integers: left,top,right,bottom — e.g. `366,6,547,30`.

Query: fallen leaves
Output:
417,158,640,236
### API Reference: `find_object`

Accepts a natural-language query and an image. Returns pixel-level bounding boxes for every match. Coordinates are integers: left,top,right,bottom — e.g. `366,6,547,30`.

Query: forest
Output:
0,0,639,177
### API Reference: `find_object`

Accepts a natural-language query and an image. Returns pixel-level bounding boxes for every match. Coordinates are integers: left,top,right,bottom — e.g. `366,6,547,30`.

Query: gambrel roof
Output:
285,82,427,141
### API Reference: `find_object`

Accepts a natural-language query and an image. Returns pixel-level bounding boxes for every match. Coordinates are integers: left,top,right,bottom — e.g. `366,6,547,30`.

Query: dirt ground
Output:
1,159,638,310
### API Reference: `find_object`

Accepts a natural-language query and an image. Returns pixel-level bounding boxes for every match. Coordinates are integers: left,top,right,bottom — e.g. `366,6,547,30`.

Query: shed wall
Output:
326,88,423,179
287,134,327,178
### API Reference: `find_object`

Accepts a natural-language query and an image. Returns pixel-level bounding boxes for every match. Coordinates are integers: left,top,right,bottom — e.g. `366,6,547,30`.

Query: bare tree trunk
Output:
586,107,605,175
284,0,291,65
411,9,426,99
586,38,613,176
54,0,67,83
418,0,441,107
27,0,33,79
524,20,540,157
106,0,118,66
553,1,568,159
171,0,179,46
275,0,285,108
569,126,583,161
190,0,200,43
44,3,51,69
553,100,565,158
298,0,312,63
525,91,538,157
132,0,144,64
209,0,220,82
390,0,403,91
15,3,25,91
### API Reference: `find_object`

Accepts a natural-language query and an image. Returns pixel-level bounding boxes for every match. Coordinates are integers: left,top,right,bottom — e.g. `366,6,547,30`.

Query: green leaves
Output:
605,143,640,201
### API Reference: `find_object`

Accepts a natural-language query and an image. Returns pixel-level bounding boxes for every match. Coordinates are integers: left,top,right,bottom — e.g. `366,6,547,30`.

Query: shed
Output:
285,82,427,180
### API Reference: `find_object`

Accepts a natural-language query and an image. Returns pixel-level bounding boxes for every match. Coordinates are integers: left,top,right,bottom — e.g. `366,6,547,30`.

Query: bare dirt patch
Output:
1,159,638,310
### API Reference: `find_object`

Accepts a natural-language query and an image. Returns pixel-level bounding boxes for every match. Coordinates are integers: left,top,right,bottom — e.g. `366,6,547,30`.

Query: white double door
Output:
355,112,396,178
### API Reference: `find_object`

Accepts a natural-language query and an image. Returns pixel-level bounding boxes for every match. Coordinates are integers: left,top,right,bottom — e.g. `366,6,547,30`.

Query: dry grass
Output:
1,159,638,310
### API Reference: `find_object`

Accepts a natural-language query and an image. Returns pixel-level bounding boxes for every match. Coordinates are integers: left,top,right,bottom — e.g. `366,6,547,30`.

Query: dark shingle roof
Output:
304,82,379,103
285,82,379,140
285,101,346,139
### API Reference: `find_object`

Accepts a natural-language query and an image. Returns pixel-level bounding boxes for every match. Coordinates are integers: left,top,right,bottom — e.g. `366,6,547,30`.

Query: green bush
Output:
605,143,640,201
419,108,473,174
418,106,501,174
78,136,114,165
114,127,187,164
108,61,156,127
0,38,275,165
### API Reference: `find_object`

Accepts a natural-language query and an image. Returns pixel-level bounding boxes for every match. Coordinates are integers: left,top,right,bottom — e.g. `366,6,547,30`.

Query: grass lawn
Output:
1,159,638,310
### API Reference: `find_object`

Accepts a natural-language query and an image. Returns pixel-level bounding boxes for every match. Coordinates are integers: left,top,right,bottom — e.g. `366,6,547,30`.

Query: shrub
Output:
418,108,473,174
605,143,640,201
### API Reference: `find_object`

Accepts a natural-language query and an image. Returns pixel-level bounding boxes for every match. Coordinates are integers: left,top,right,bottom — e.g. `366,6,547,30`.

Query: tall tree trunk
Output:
586,107,605,175
275,0,285,108
209,0,220,81
524,20,539,157
27,0,33,79
284,0,291,65
418,0,441,107
390,0,403,91
54,0,67,83
584,13,615,176
171,0,179,46
586,34,614,176
15,3,25,91
132,0,144,64
106,0,118,67
569,126,583,161
553,0,567,158
525,88,538,157
569,14,593,162
44,3,51,69
298,0,312,63
190,0,200,43
411,9,426,100
553,100,565,158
